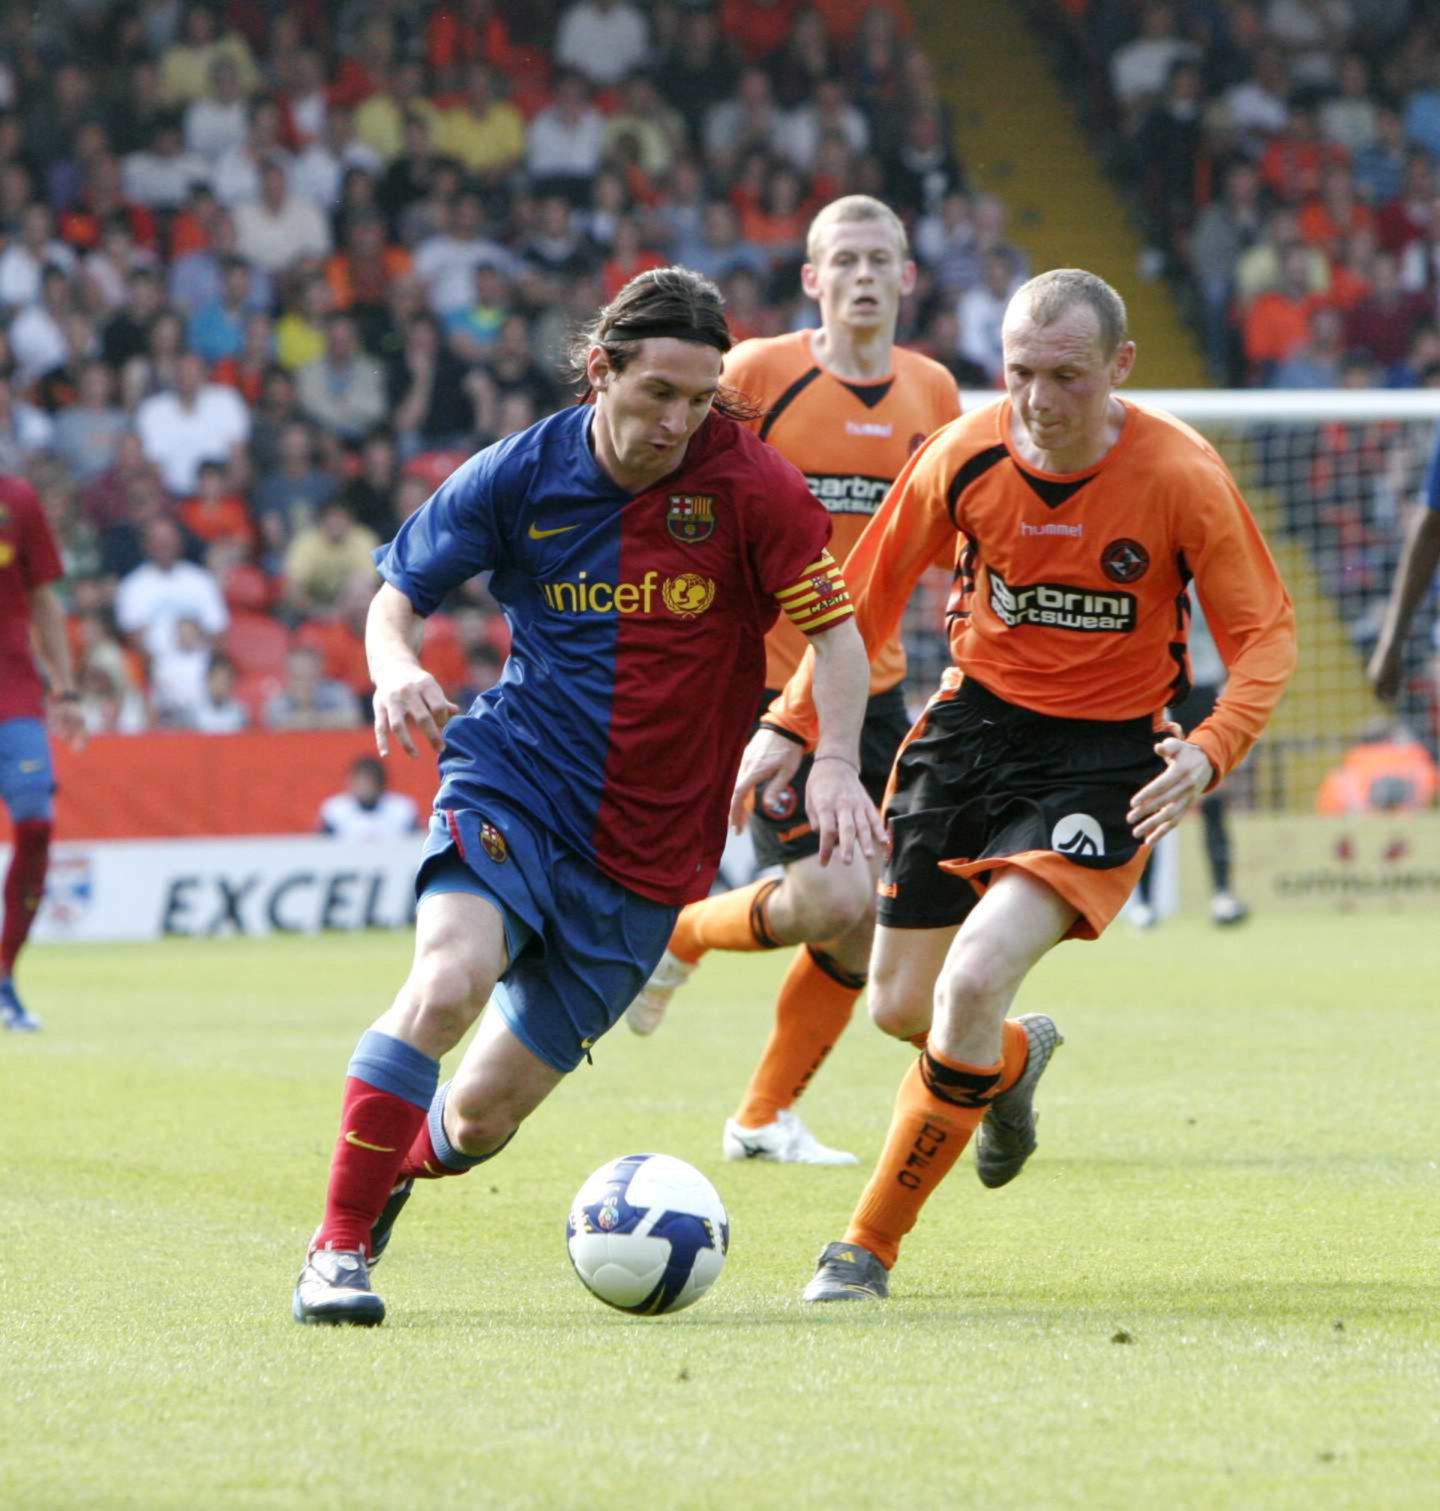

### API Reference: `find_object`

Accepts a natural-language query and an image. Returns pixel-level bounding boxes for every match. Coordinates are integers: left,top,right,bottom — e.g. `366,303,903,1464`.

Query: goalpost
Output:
899,390,1440,914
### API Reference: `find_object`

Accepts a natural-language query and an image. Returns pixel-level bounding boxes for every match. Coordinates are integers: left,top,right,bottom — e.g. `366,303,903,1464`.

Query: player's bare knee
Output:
446,1099,518,1158
792,867,874,940
935,946,1014,1021
867,982,927,1040
404,953,493,1044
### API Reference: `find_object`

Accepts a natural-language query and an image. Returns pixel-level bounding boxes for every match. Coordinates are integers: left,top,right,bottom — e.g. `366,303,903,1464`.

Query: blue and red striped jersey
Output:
378,404,850,905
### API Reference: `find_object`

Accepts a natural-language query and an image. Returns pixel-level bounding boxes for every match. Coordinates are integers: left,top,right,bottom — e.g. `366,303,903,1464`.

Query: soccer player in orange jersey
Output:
624,196,961,1165
751,268,1297,1298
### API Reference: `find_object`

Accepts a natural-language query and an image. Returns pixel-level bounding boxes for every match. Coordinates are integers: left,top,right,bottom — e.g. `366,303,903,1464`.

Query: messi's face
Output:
589,338,722,490
803,220,915,335
1002,301,1135,470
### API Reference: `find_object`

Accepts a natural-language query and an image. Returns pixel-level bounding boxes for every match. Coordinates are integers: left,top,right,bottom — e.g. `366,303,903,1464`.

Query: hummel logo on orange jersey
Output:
345,1130,397,1152
528,522,580,539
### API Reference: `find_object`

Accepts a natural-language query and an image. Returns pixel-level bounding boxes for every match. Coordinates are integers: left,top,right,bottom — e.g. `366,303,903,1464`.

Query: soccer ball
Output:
566,1153,729,1316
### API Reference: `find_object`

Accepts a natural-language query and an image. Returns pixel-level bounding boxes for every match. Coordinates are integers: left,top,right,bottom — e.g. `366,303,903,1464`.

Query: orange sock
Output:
668,878,783,964
734,947,865,1129
843,1044,1004,1269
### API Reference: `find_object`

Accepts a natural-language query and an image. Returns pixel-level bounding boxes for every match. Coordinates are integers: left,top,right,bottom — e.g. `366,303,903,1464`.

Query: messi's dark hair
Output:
565,265,761,421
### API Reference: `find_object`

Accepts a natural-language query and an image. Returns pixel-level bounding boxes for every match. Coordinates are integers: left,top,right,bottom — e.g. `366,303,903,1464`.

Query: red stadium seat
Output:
222,562,278,614
225,612,292,677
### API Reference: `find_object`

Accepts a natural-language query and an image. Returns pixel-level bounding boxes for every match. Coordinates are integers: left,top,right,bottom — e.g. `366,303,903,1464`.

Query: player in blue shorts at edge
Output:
293,266,887,1324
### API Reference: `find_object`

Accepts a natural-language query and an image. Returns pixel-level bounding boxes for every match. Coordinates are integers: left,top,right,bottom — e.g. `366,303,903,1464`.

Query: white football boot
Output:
722,1108,857,1165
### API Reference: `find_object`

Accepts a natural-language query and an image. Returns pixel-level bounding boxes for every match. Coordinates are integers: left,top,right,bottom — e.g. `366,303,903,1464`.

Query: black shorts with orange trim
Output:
751,684,911,869
877,677,1164,941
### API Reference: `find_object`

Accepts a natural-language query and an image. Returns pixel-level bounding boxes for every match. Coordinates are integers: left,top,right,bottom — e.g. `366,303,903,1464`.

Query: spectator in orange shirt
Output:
1316,726,1439,813
1260,100,1348,205
329,16,396,110
1244,243,1326,379
179,460,256,549
1298,163,1374,259
600,218,666,302
325,212,414,315
1324,226,1377,312
212,311,273,406
739,163,811,256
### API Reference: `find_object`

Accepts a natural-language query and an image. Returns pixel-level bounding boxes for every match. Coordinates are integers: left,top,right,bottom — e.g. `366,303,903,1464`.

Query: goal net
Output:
902,389,1440,819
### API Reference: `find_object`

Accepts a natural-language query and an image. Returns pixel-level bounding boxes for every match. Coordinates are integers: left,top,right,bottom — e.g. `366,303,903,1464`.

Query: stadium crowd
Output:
0,0,1012,737
1052,0,1440,745
1056,0,1431,388
8,1,1438,747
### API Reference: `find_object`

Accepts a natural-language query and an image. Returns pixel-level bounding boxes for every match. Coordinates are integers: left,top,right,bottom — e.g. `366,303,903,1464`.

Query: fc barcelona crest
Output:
480,821,508,863
667,493,716,543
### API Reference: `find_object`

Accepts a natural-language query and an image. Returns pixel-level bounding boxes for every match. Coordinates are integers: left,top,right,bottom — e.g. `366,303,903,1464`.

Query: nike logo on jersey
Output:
344,1131,397,1152
528,522,580,539
18,759,42,773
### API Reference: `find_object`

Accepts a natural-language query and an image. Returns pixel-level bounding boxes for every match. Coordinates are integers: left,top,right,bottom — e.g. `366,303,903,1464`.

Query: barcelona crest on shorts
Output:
667,493,716,543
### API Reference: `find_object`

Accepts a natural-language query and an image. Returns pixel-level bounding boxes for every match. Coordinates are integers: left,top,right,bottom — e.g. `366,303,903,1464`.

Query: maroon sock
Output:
398,1081,513,1180
400,1120,460,1181
2,819,52,978
312,1027,441,1256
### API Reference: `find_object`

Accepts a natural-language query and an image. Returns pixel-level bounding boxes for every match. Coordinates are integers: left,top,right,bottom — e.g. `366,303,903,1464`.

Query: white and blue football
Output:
566,1153,729,1316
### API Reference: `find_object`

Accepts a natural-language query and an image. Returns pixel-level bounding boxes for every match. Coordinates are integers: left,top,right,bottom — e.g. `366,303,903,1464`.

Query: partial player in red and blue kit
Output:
0,475,84,1033
293,267,886,1325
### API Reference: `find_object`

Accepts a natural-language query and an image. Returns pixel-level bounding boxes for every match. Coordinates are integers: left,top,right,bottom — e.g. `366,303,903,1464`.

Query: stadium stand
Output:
2,0,993,744
2,0,1437,794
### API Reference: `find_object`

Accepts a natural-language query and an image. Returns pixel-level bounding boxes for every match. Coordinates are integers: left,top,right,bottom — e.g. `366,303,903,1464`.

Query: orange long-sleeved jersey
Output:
724,331,961,694
767,397,1298,784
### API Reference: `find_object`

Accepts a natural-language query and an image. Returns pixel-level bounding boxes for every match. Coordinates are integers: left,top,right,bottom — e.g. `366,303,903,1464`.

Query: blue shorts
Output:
415,796,678,1074
0,718,55,822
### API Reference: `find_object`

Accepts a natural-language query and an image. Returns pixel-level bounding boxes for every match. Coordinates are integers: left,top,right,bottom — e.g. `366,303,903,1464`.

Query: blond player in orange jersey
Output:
624,196,961,1166
754,268,1297,1299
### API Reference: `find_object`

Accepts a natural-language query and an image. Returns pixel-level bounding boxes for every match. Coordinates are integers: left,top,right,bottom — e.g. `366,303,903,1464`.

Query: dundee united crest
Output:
761,783,798,821
1101,538,1150,584
480,821,508,863
662,573,716,618
667,493,717,543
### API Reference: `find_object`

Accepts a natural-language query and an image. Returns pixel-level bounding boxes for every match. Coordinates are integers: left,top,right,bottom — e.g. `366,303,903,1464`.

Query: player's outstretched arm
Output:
806,618,888,866
1368,504,1440,701
366,582,459,758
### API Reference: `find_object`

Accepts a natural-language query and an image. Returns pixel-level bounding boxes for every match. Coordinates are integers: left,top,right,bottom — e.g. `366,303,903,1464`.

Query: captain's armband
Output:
774,549,854,636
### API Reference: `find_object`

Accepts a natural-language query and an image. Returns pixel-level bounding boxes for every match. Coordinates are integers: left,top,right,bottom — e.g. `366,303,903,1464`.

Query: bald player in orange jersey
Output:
749,267,1297,1299
624,195,961,1166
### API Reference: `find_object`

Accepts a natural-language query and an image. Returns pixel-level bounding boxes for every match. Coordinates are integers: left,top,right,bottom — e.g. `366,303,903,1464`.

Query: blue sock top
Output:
346,1030,440,1110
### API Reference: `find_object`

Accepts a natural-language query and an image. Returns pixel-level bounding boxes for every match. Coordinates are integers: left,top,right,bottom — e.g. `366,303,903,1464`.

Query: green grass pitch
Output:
3,914,1437,1509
